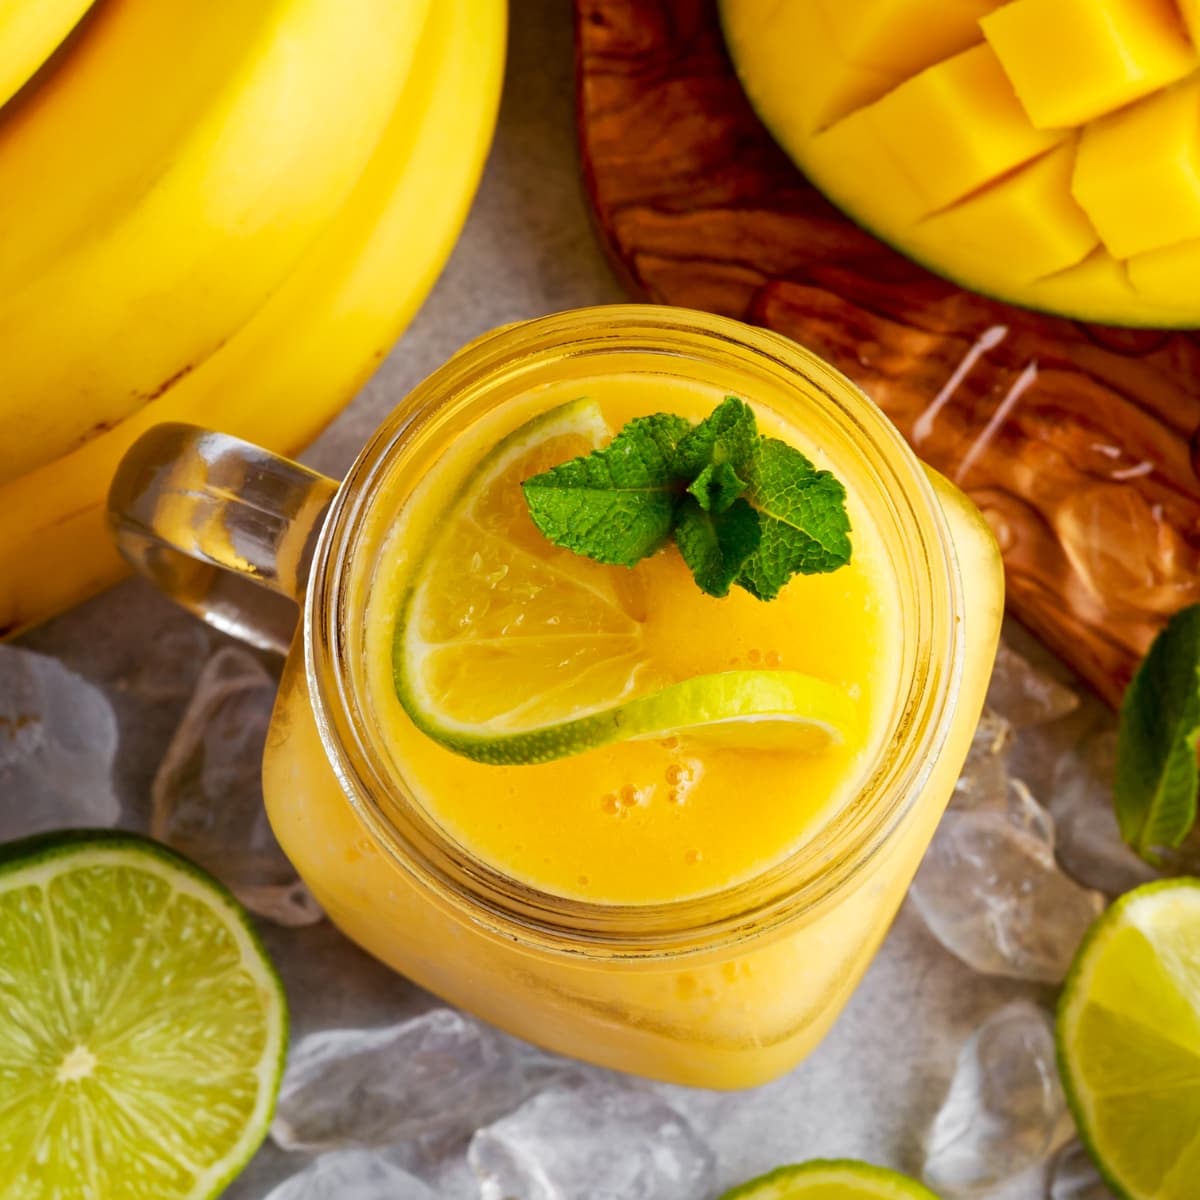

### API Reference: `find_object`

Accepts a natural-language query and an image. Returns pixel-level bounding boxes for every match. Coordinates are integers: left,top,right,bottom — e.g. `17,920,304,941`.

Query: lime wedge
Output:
393,399,856,765
1057,878,1200,1200
0,831,287,1199
718,1159,941,1199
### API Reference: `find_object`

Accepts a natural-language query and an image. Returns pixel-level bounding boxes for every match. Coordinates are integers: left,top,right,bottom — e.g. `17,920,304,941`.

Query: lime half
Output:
718,1159,941,1199
0,831,287,1199
393,399,857,765
1057,878,1200,1200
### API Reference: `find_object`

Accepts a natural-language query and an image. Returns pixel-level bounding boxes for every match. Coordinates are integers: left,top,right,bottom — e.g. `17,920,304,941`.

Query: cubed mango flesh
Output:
719,0,1200,324
803,106,929,230
863,44,1065,213
1176,0,1200,47
720,0,899,135
1128,233,1200,306
981,0,1196,129
1072,78,1200,259
817,0,1003,76
915,142,1098,283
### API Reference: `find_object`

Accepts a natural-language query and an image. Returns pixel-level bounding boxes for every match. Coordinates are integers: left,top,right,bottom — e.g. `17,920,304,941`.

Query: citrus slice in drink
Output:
393,399,857,765
718,1159,940,1199
1057,878,1200,1200
0,830,288,1199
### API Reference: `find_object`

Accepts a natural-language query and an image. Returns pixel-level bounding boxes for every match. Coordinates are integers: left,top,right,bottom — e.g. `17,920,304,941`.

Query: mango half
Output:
720,0,1200,326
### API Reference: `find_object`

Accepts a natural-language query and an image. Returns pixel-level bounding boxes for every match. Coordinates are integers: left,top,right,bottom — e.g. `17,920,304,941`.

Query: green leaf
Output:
521,413,691,567
735,437,852,600
687,461,747,513
1115,603,1200,862
520,398,852,599
674,496,761,597
673,396,757,478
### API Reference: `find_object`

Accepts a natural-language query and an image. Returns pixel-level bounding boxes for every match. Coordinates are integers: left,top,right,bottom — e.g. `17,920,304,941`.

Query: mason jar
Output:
109,306,1003,1088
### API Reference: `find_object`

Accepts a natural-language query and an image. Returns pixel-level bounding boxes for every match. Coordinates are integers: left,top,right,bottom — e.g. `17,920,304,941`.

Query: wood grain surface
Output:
575,0,1200,707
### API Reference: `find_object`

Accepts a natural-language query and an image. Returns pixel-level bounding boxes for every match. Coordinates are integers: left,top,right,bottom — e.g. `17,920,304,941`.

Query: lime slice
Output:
1057,878,1200,1200
0,831,288,1199
718,1159,941,1199
393,399,857,765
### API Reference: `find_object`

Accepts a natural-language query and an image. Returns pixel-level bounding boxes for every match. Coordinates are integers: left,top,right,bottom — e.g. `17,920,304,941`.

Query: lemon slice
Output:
1057,878,1200,1200
0,831,287,1200
718,1159,941,1199
392,399,857,765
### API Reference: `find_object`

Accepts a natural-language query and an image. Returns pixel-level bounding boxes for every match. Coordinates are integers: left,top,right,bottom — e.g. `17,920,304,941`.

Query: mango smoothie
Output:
253,310,1004,1088
364,378,900,905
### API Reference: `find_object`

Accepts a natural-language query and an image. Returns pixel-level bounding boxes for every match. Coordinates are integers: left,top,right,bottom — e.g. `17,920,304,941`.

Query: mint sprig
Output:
521,397,851,599
1115,603,1200,862
518,413,690,567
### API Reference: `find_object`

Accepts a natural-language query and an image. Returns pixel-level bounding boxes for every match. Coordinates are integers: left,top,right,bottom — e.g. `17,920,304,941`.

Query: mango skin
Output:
719,0,1200,327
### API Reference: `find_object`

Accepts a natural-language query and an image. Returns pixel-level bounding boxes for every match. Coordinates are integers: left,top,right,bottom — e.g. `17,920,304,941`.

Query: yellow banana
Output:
0,0,430,485
0,0,94,108
0,0,507,639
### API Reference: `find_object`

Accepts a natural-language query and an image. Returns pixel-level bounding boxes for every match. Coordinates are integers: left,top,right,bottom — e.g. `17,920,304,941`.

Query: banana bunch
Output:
0,0,506,638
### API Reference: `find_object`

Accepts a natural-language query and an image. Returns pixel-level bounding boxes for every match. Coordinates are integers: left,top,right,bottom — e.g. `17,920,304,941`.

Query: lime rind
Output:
1057,877,1200,1200
717,1158,941,1199
393,399,858,765
0,829,288,1200
396,664,856,765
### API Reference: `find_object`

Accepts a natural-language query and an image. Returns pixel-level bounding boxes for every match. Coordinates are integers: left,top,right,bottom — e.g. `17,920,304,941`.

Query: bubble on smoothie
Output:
923,1001,1071,1196
272,1008,564,1162
152,646,322,927
469,1078,715,1200
262,1150,435,1200
1049,1140,1119,1200
910,807,1104,982
986,640,1078,729
664,758,701,805
0,644,120,840
1050,731,1157,896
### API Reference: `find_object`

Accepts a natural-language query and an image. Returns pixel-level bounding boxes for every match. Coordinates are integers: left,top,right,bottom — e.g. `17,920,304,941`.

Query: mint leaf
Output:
673,396,757,478
674,496,760,597
1115,603,1200,862
688,461,746,513
521,413,691,567
521,399,852,598
735,438,852,600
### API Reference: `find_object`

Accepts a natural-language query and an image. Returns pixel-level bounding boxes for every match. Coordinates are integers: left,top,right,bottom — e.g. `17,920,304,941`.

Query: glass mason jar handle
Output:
107,423,338,654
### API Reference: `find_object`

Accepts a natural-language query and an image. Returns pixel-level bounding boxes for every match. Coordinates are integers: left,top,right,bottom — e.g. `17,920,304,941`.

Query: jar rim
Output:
303,305,964,958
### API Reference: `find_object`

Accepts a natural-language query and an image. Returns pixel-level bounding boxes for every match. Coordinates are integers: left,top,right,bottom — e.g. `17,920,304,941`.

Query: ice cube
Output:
151,646,321,926
910,809,1104,982
950,713,1054,842
954,753,1055,846
262,1150,435,1200
951,708,1013,812
117,623,212,700
469,1079,715,1200
1049,1140,1119,1200
923,1001,1070,1196
986,641,1078,728
1050,731,1157,896
272,1008,550,1162
0,644,119,840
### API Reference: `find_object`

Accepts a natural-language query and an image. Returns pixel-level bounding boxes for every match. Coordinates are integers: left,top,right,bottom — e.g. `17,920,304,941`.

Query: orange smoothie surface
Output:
364,376,904,905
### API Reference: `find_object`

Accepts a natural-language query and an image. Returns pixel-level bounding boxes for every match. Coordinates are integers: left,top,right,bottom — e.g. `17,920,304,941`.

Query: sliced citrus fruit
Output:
392,399,857,764
718,1159,941,1199
1057,878,1200,1200
0,830,287,1199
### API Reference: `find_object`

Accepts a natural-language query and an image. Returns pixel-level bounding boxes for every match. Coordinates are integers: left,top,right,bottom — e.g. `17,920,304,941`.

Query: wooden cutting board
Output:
575,0,1200,707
